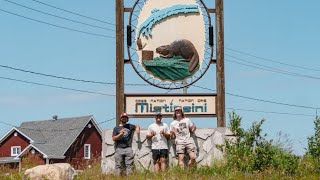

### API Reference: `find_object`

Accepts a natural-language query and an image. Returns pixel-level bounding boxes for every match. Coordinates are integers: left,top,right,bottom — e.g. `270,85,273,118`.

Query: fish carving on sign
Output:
137,4,199,38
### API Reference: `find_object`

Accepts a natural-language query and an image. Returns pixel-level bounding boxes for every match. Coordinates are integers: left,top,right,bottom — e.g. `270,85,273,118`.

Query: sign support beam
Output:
215,0,225,127
116,0,125,126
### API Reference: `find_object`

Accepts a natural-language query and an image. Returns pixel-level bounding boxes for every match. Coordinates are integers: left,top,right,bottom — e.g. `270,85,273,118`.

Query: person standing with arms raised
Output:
146,112,170,173
170,107,197,168
112,113,140,176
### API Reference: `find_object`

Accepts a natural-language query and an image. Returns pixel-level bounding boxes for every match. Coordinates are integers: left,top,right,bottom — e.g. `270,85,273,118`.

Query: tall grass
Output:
0,165,21,180
74,162,319,180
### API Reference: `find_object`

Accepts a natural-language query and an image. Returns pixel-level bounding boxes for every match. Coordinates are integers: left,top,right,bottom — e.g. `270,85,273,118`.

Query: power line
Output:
98,118,116,125
191,85,319,110
227,92,319,110
0,64,148,86
3,0,115,32
0,8,115,38
0,109,314,133
226,47,320,72
29,0,115,26
0,76,115,96
192,84,216,92
1,63,317,110
0,64,318,111
225,53,309,76
190,86,317,115
226,58,300,77
1,107,315,133
225,54,320,81
0,120,17,128
227,107,315,117
0,117,116,132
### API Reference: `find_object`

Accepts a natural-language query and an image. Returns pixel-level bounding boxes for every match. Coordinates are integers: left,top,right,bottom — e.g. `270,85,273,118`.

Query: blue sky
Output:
0,0,319,155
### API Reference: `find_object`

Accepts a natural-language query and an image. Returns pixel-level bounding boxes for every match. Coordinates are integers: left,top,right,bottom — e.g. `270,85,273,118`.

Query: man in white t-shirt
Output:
146,112,170,173
170,107,197,168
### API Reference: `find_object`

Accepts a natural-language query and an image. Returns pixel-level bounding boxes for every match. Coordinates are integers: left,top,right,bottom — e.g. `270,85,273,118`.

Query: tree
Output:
307,116,320,170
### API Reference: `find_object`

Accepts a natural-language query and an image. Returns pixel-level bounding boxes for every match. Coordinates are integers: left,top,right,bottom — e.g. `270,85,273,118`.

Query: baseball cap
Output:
155,112,162,116
120,113,128,118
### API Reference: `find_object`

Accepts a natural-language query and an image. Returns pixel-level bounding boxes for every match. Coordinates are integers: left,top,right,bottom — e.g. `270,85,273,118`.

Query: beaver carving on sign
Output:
156,39,199,72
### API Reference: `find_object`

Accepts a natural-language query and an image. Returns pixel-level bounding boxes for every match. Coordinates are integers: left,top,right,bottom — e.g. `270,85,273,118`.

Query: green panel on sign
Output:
143,56,199,81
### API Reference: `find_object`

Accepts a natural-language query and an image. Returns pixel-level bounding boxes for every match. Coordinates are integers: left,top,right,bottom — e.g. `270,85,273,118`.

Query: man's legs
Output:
188,151,196,167
152,150,160,173
176,144,186,168
153,159,160,173
124,147,134,176
160,149,168,172
114,148,124,176
186,142,197,167
178,153,185,168
160,157,166,172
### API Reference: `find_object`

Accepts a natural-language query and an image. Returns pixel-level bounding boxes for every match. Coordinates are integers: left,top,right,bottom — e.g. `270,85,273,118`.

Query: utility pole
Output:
116,0,124,126
215,0,225,127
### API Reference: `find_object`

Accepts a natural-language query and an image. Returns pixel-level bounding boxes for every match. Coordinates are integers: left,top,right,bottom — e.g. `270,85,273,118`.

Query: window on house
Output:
84,144,91,159
11,146,21,156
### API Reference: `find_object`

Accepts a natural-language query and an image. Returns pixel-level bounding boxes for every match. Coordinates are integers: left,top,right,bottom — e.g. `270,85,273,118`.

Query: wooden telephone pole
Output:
116,0,124,126
215,0,225,127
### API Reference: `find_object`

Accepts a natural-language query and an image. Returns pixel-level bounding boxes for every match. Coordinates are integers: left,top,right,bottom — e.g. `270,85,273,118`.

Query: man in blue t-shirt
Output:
112,113,140,176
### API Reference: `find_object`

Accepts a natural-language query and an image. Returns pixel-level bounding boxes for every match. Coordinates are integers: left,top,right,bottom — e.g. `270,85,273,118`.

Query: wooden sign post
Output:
116,0,124,126
215,0,225,127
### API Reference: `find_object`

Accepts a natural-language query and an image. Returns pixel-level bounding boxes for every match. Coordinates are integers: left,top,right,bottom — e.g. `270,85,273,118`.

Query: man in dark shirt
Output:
112,112,140,176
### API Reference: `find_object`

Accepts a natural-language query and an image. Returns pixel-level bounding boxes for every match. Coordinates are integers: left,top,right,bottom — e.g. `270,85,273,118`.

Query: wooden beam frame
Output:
117,1,225,128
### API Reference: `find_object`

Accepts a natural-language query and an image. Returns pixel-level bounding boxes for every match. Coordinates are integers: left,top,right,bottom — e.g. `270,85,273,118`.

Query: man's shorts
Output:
176,142,196,154
152,149,168,161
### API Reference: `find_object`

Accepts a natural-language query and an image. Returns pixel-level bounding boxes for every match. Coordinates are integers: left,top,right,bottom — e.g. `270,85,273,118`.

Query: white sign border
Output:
125,93,216,118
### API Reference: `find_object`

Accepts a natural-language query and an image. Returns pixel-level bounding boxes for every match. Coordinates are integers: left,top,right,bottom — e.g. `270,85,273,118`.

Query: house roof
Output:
0,127,33,145
0,157,19,164
13,115,101,159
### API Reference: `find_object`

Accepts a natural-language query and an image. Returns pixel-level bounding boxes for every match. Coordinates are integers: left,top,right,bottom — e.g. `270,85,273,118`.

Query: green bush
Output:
306,116,320,172
220,112,299,174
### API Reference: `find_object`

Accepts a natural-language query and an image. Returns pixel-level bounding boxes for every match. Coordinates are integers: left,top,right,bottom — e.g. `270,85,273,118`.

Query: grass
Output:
71,158,320,180
2,161,320,180
0,165,21,180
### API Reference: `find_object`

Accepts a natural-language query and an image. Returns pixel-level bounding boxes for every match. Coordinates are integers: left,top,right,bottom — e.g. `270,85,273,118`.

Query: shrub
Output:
21,153,44,170
306,116,320,172
220,112,299,174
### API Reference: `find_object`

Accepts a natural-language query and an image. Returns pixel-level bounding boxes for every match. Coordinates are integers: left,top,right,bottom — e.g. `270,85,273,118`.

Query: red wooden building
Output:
0,115,102,169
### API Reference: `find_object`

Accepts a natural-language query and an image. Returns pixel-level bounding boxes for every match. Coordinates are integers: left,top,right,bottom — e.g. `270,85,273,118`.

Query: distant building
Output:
0,115,102,169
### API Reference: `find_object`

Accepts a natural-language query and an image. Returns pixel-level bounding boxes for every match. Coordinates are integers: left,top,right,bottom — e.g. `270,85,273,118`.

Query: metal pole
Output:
116,0,125,126
183,81,188,94
18,158,21,173
215,0,225,127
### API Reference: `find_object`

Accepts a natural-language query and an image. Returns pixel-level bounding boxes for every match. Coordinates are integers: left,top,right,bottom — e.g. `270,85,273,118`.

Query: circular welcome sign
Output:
128,0,213,89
